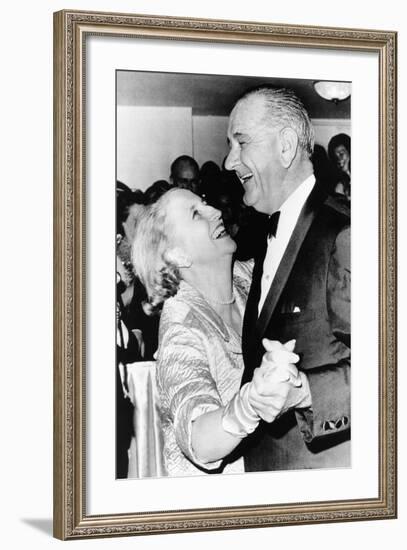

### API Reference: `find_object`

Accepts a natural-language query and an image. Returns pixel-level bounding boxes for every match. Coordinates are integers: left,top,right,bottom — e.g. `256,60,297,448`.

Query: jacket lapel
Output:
242,229,268,356
256,182,327,340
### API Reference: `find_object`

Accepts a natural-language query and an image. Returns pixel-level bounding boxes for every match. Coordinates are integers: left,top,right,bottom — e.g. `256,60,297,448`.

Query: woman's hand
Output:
248,339,311,422
259,339,302,386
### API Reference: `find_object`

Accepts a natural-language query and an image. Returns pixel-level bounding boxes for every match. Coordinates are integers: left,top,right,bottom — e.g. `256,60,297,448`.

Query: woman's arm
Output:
191,409,243,463
157,322,229,469
158,322,305,467
192,344,308,464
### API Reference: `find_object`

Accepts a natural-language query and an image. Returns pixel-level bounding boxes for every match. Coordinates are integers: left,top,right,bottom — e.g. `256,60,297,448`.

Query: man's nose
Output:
224,146,238,171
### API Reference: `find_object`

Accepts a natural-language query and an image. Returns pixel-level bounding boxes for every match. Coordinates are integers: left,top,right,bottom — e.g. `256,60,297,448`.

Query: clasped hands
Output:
247,339,312,423
221,339,312,438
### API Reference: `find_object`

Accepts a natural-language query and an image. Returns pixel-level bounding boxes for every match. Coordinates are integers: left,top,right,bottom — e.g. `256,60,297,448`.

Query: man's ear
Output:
164,247,192,268
279,127,299,168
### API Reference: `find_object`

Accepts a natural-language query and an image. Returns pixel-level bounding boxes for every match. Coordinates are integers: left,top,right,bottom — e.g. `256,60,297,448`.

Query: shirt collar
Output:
279,174,316,217
270,174,315,240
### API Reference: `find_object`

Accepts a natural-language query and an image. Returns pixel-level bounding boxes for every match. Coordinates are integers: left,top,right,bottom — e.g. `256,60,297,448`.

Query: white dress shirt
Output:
258,174,316,315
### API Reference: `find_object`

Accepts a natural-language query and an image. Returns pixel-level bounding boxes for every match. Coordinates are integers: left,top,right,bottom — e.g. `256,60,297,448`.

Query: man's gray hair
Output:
239,86,315,157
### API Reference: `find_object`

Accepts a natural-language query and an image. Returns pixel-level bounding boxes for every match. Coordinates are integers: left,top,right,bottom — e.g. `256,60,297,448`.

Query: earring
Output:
165,248,192,268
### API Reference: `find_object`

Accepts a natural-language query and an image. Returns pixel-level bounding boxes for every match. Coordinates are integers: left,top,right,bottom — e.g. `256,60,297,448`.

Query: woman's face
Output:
164,189,236,267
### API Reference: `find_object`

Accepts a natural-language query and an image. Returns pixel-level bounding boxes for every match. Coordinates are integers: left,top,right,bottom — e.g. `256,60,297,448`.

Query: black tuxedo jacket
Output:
241,181,351,471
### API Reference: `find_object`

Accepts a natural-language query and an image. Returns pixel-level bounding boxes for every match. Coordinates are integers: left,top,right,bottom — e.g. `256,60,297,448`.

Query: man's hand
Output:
248,339,312,422
260,339,302,387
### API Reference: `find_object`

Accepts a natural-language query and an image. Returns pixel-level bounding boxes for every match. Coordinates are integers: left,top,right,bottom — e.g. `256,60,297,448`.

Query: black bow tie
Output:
267,211,280,239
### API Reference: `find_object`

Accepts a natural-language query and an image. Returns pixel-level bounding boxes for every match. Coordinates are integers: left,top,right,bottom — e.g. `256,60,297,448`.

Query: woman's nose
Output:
205,204,221,220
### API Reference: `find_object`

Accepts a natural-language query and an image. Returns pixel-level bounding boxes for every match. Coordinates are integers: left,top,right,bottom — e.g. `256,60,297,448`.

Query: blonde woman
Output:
132,188,310,476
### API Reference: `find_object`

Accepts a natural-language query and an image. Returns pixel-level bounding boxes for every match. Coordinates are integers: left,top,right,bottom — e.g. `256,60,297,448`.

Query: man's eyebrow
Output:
233,131,249,139
227,131,248,146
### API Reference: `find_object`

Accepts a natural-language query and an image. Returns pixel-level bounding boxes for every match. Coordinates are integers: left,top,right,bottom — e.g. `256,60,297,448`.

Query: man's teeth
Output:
213,226,227,239
240,173,253,183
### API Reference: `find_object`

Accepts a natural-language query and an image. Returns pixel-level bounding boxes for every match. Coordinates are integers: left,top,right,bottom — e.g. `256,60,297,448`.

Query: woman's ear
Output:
279,127,299,168
165,247,192,268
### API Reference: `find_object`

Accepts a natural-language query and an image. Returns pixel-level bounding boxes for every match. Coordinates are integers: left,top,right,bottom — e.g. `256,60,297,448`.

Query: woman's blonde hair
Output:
131,188,181,315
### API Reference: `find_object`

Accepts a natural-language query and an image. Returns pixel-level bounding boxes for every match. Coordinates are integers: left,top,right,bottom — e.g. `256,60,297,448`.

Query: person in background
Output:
225,85,350,472
311,144,337,194
170,155,201,195
116,183,146,361
200,160,222,201
144,179,171,205
116,182,144,478
204,177,242,239
117,183,159,362
328,133,351,201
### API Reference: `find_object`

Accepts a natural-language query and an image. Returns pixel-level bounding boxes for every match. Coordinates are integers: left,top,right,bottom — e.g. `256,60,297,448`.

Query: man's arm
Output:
296,226,351,447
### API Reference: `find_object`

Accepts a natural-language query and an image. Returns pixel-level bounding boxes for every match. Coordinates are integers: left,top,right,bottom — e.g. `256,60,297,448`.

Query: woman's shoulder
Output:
233,259,254,286
159,282,230,344
160,291,191,326
159,284,205,333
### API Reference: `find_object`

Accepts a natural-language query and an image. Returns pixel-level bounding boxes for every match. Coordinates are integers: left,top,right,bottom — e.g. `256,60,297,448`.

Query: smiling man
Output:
225,86,351,471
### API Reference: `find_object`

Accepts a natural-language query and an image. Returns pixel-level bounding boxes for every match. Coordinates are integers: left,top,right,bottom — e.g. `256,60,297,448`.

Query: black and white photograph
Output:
115,70,351,479
51,7,397,541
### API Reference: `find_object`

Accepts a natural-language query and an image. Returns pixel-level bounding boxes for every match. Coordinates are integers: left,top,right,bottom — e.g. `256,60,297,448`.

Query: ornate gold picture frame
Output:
53,9,397,540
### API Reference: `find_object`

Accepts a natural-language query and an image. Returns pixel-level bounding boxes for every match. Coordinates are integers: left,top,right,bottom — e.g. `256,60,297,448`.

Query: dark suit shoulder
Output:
323,194,350,221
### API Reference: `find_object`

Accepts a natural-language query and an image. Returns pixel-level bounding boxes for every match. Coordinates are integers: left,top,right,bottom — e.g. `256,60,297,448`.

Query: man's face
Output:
225,95,284,215
172,163,200,194
333,144,350,173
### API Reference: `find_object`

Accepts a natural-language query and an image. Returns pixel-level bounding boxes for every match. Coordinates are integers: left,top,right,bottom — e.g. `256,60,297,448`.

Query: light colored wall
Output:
192,116,351,164
118,112,351,189
117,106,193,191
192,115,229,168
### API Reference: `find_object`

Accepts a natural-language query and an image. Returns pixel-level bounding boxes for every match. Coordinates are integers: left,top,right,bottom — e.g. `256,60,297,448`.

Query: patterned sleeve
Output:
157,323,224,470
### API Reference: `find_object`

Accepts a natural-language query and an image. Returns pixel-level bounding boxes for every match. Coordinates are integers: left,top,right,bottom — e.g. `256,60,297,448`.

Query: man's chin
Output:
243,191,255,208
243,193,263,212
243,194,270,215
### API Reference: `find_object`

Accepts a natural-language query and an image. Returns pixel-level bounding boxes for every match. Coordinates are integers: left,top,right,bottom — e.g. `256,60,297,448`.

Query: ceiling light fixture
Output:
313,81,351,103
